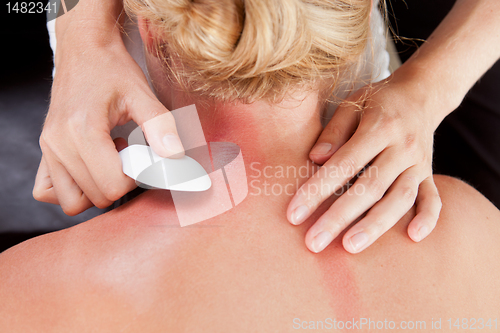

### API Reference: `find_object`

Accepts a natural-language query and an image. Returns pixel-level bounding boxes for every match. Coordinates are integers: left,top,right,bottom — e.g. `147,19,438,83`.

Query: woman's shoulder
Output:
434,174,500,226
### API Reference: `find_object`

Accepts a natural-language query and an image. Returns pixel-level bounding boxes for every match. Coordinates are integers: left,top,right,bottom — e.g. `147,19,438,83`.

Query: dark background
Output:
0,0,106,252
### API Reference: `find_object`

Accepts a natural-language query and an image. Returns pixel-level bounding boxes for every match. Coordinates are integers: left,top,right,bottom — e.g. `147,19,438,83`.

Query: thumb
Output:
310,87,367,164
310,101,360,165
130,97,185,159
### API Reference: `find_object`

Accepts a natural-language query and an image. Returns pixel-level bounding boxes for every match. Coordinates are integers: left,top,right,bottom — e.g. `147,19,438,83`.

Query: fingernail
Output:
162,134,184,157
348,232,369,252
291,205,309,225
311,231,334,253
310,143,332,156
417,225,429,242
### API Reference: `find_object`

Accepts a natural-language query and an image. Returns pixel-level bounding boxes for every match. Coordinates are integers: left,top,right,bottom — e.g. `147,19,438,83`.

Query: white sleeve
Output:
46,19,57,77
322,0,391,125
369,2,391,83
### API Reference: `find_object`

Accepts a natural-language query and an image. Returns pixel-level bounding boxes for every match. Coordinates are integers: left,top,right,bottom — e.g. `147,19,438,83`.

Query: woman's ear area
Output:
138,16,158,55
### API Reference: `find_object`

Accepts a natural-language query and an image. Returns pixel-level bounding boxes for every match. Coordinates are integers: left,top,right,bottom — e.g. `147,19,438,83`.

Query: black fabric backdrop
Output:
0,2,107,251
388,0,500,208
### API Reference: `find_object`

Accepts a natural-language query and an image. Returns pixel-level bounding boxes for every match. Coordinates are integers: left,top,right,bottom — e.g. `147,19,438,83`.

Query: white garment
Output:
322,0,391,123
46,19,56,77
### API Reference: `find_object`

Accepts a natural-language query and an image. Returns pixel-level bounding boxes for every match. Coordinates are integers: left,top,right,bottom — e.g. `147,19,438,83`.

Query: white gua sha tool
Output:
119,122,212,192
114,104,248,226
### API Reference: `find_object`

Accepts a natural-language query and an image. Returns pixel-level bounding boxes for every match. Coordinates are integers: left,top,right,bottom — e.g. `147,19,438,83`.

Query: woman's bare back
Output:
0,175,499,332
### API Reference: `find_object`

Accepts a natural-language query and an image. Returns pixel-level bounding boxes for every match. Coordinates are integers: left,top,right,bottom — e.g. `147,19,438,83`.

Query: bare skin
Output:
1,85,500,331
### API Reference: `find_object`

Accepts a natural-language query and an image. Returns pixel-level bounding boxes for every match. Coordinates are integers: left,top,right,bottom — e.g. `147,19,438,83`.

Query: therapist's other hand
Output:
33,38,184,216
287,76,442,253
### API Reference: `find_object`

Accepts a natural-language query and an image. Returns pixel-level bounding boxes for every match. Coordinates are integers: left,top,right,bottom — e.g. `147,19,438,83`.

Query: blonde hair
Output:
124,0,371,103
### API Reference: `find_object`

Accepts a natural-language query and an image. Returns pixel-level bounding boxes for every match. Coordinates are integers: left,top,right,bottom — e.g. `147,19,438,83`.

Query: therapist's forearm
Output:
54,0,124,65
393,0,500,129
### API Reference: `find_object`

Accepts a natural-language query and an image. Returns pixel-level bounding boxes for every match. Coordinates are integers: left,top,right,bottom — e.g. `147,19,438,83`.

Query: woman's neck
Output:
145,54,327,213
146,52,325,171
177,92,323,167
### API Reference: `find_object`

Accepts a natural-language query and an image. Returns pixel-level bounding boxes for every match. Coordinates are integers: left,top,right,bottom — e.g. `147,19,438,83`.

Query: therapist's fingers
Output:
310,97,364,165
129,91,185,159
33,155,59,205
75,126,137,203
287,126,386,226
60,154,116,209
42,149,93,216
406,176,441,242
303,147,413,253
41,121,132,209
339,166,422,253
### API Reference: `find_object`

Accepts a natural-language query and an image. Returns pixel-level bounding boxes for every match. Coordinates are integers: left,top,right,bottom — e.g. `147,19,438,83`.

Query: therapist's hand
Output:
289,0,500,254
33,21,184,215
287,74,443,253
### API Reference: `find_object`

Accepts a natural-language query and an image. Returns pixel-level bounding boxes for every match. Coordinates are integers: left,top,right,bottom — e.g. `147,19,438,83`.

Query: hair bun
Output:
172,0,245,65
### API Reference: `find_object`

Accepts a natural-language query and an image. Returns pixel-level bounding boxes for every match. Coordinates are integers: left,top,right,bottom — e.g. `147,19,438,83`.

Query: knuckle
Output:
328,125,345,141
101,184,124,202
61,200,83,216
403,133,418,152
328,212,350,235
365,177,386,201
67,113,86,137
416,152,428,165
32,187,45,202
148,108,174,126
436,194,443,208
400,185,417,203
298,181,327,208
38,135,47,152
372,113,399,133
40,130,54,150
94,198,113,209
40,123,67,154
370,218,386,234
59,191,90,216
431,191,443,210
62,208,79,217
41,116,58,138
337,156,357,178
336,213,350,229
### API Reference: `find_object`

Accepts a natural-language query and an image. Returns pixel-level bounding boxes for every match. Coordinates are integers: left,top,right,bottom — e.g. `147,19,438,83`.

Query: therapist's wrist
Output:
54,0,124,48
53,10,125,71
390,60,462,131
55,15,123,48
